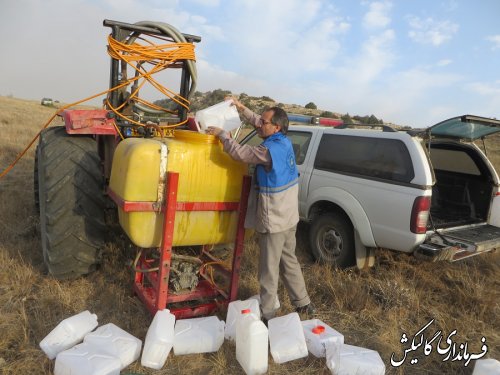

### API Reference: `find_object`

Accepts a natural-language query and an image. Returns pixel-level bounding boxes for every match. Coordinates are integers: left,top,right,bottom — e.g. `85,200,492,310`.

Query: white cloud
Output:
486,35,500,50
339,29,396,85
462,81,500,119
187,0,221,6
363,1,392,29
467,81,500,96
222,0,348,80
407,16,458,46
436,59,452,67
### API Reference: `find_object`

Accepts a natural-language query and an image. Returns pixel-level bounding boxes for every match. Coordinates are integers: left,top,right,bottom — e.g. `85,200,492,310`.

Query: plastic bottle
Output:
141,309,176,369
236,309,268,375
225,299,260,341
173,316,225,355
83,323,142,370
39,310,98,360
268,312,308,364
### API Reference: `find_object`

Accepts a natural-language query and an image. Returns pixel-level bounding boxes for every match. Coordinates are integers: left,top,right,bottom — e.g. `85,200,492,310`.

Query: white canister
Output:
236,310,268,375
54,342,121,375
141,309,176,369
40,310,98,360
83,323,142,369
268,312,308,364
173,316,225,355
302,319,344,358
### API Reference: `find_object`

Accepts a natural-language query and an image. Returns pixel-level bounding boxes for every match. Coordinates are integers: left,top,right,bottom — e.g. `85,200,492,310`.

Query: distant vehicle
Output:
40,98,53,106
241,116,500,269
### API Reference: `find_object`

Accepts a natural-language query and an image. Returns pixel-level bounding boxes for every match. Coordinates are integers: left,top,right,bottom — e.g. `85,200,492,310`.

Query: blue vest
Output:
256,133,299,193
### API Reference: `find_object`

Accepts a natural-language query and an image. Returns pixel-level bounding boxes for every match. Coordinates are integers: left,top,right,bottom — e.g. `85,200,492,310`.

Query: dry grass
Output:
0,96,498,374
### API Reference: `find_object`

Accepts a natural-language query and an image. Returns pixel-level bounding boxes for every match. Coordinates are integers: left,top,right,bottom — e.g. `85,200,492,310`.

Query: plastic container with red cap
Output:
236,308,268,375
301,319,344,358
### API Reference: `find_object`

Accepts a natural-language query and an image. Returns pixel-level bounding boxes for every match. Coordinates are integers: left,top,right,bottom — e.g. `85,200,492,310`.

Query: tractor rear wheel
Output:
36,126,106,279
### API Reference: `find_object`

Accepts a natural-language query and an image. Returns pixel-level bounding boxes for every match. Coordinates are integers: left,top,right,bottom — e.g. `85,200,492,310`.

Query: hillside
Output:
162,89,394,128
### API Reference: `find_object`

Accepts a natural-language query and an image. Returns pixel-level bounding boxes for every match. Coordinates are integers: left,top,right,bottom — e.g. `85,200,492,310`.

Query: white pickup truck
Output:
242,115,500,268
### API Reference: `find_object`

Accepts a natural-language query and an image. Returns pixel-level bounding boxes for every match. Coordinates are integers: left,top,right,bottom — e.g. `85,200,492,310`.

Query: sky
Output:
1,0,499,128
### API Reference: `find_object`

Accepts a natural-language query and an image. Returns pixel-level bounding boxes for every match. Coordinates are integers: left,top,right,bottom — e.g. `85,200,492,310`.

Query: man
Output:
206,97,315,322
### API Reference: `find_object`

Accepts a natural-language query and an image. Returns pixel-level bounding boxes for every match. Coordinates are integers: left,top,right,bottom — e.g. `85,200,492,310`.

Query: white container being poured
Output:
195,99,241,133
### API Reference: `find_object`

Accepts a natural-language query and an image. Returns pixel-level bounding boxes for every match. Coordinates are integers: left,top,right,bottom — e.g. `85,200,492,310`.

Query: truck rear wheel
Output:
36,127,106,279
309,213,355,268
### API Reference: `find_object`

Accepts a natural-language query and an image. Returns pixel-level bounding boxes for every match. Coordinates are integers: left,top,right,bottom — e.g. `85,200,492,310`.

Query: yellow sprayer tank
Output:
109,130,248,248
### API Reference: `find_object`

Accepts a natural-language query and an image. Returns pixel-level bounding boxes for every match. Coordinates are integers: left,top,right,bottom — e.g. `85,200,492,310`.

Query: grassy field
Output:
0,95,498,374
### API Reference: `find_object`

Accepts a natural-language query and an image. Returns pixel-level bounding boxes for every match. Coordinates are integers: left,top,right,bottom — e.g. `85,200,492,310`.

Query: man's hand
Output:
206,126,224,136
225,96,245,111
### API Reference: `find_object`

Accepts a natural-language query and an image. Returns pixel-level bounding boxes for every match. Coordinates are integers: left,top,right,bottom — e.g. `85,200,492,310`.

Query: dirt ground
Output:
0,96,498,374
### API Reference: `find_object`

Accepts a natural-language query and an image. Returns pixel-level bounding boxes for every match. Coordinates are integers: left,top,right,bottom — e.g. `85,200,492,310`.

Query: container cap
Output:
241,309,251,314
312,325,325,334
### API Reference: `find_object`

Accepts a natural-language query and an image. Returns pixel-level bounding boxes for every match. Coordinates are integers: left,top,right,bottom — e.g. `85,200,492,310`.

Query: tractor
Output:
34,20,249,317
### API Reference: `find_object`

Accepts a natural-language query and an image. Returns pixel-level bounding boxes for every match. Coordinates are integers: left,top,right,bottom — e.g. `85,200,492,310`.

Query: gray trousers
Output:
258,225,310,319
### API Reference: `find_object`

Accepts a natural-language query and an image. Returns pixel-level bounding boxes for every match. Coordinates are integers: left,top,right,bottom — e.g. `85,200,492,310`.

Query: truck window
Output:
287,131,312,165
314,134,415,183
430,148,481,175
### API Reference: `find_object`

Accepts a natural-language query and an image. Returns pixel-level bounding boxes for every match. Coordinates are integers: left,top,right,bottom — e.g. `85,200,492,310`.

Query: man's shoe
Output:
296,303,316,315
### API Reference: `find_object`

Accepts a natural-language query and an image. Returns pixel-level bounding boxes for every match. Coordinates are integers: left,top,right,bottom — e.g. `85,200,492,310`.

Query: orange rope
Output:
200,261,226,287
0,33,196,180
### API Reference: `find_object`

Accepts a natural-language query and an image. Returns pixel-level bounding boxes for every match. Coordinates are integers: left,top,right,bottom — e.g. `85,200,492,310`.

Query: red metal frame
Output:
63,109,118,135
109,172,251,319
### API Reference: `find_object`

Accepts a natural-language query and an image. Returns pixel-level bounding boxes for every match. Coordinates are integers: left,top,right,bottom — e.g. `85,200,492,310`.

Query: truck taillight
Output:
410,196,431,234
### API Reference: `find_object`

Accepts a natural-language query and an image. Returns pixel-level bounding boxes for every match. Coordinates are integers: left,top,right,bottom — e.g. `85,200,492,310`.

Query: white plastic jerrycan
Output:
236,309,269,375
141,309,176,369
268,312,308,364
195,99,241,133
225,298,261,341
40,310,98,360
302,319,344,358
473,358,500,375
54,342,121,375
173,316,225,355
326,342,385,375
83,323,142,370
